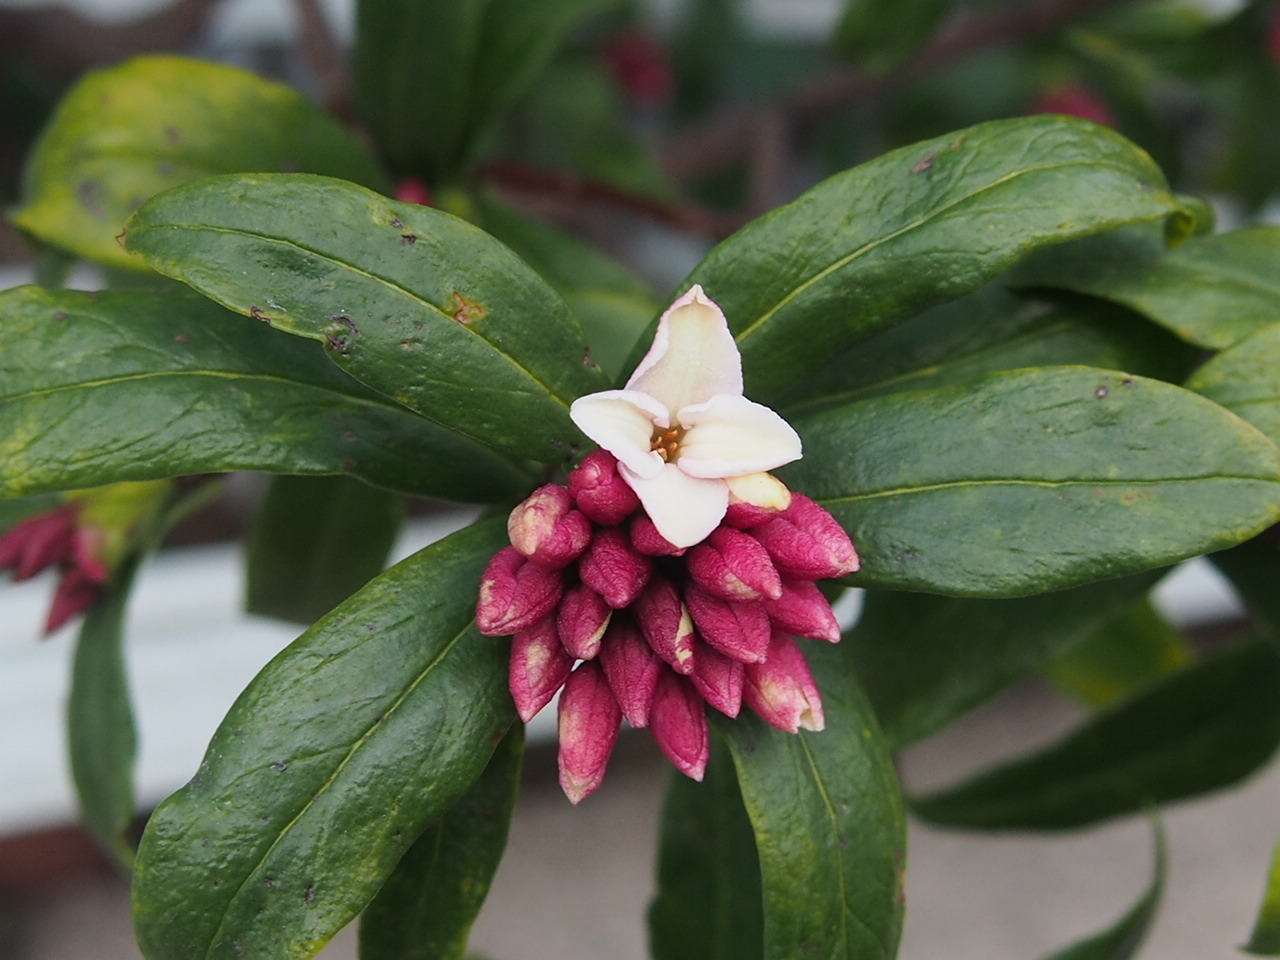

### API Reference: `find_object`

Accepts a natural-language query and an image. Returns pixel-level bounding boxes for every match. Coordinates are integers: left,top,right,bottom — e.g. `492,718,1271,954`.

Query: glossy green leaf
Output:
850,572,1161,748
1013,225,1280,349
719,641,906,960
912,640,1280,830
648,744,764,960
1187,321,1280,445
132,519,515,960
0,286,532,502
359,725,523,960
835,0,954,73
352,0,621,182
676,116,1190,403
13,55,388,270
785,366,1280,597
68,557,141,869
783,287,1197,414
246,476,404,625
1046,599,1192,708
468,193,659,380
1246,834,1280,955
1039,821,1165,960
124,174,608,463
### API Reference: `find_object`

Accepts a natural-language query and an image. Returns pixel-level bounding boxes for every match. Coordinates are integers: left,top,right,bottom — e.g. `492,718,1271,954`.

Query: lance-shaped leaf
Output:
1039,821,1165,960
782,287,1197,414
359,726,523,960
785,366,1280,597
124,174,608,462
352,0,622,182
1247,835,1280,955
469,194,659,380
1045,599,1192,709
68,556,142,869
851,572,1162,748
912,641,1280,830
246,476,405,625
718,641,906,960
132,519,515,960
673,116,1189,403
0,286,531,502
1012,225,1280,350
648,745,764,960
13,55,388,270
1186,321,1280,445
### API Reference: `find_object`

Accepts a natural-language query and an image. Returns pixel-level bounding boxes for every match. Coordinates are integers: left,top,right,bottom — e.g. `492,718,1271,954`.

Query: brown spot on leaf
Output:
949,135,966,150
249,306,269,324
448,292,488,325
304,885,316,904
389,217,404,229
175,333,191,343
324,315,359,354
1095,385,1109,399
912,150,938,174
400,233,417,245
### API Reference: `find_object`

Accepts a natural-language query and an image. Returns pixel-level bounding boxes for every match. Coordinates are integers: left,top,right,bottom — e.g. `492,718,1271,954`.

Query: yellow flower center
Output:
650,427,684,462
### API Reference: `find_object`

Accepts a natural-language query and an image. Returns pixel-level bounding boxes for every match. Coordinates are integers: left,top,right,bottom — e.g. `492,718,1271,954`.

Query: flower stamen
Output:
650,427,682,462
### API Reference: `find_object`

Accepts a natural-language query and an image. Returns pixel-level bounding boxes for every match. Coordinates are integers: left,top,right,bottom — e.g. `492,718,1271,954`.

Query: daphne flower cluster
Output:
0,502,110,634
476,285,859,802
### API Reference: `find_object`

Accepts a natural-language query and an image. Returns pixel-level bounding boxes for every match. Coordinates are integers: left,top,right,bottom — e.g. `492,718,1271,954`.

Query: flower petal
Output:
626,285,742,413
619,461,728,549
570,390,668,480
676,394,803,479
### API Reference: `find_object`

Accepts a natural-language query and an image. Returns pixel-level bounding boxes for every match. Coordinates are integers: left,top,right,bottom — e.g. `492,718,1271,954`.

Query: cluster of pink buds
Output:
476,450,859,803
0,503,110,634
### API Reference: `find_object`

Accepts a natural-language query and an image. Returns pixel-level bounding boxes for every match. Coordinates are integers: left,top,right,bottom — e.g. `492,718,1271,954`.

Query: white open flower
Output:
569,285,802,549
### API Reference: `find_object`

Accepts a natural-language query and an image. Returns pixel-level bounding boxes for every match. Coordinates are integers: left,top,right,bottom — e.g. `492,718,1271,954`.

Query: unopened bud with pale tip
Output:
744,631,825,734
558,661,623,804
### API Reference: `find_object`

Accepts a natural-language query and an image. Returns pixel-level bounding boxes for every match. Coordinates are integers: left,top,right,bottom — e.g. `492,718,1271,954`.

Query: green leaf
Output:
124,173,608,463
850,572,1161,748
13,55,388,270
1246,835,1280,955
835,0,954,73
352,0,621,182
912,640,1280,830
1045,599,1192,708
468,193,660,380
785,366,1280,597
0,286,532,502
648,745,764,960
358,725,523,960
676,116,1190,403
247,476,405,625
1211,539,1280,643
1012,225,1280,350
1186,321,1280,446
719,641,906,960
132,519,516,960
1038,821,1165,960
68,557,141,869
783,286,1197,414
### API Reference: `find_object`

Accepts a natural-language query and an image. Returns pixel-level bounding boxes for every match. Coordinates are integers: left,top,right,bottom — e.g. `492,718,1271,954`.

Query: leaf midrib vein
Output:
819,474,1278,505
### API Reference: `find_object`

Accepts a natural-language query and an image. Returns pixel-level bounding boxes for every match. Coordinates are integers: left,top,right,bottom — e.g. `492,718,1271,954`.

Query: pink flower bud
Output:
1030,84,1115,128
509,616,574,722
579,526,652,609
45,567,104,635
634,577,696,675
723,473,792,529
599,617,662,728
685,585,771,664
0,508,77,581
507,484,592,569
752,494,859,581
556,584,612,660
764,579,841,643
568,451,640,526
687,526,782,602
649,673,709,781
394,178,433,206
476,546,564,636
71,526,110,584
744,632,825,734
558,661,623,804
629,514,686,557
691,645,744,718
